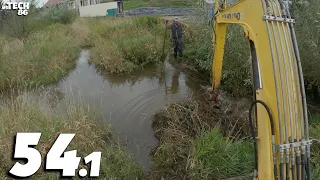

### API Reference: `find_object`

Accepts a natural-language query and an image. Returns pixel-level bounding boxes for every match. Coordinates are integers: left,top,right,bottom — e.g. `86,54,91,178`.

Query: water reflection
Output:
171,69,181,94
51,50,201,172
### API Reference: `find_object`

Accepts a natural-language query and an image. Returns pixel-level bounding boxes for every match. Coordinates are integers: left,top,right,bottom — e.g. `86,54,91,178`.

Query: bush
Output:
292,0,320,98
43,5,78,25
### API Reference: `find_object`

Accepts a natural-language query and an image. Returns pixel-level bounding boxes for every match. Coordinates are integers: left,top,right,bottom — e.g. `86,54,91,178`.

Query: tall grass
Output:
191,128,254,179
0,4,81,92
73,16,164,74
0,91,143,179
0,24,80,91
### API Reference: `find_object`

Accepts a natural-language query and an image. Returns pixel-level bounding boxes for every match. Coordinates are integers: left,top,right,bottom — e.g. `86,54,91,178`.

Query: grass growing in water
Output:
0,91,143,179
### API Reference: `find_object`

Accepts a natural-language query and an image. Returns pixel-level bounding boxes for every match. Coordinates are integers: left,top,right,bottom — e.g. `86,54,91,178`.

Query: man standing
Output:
166,17,189,59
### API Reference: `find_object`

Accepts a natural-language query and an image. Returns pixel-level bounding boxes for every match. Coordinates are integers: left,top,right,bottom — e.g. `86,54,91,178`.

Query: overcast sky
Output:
2,0,49,7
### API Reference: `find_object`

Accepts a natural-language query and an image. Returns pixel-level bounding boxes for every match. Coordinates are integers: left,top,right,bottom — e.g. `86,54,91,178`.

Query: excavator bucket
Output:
211,0,312,179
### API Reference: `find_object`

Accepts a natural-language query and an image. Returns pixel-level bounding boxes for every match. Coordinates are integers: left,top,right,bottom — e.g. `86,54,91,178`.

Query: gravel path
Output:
123,7,201,17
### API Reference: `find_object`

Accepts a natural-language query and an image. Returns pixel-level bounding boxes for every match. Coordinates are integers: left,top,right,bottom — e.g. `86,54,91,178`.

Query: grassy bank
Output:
151,95,320,179
73,16,165,74
0,91,143,179
124,0,196,11
0,8,166,91
0,24,80,91
0,6,80,91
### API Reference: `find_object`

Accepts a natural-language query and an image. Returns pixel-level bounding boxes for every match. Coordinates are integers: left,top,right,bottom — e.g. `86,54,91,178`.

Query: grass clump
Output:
78,16,164,74
0,24,80,91
191,128,254,179
0,91,143,179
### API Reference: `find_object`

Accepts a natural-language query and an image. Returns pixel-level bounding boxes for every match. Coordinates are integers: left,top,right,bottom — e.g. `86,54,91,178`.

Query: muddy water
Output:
53,50,201,172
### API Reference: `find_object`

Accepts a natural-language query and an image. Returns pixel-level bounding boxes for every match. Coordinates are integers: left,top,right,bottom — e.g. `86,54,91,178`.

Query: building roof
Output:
43,0,62,8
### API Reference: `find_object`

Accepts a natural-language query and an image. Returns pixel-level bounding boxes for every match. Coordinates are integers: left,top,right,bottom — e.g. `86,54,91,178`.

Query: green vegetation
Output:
0,24,80,90
151,96,320,179
150,0,320,178
292,0,320,99
1,5,166,90
0,0,319,179
124,0,195,11
192,128,254,179
181,23,252,96
309,114,320,177
151,97,254,179
0,5,80,91
73,16,165,74
0,92,143,179
176,0,320,97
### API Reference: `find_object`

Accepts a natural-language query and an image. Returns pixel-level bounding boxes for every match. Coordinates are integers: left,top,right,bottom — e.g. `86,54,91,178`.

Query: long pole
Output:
162,21,168,60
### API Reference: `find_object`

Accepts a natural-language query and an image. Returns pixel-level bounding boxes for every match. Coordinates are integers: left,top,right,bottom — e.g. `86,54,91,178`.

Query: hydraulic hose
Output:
280,162,284,180
297,154,301,180
292,164,296,180
286,161,290,180
302,154,306,180
248,100,277,179
306,158,311,180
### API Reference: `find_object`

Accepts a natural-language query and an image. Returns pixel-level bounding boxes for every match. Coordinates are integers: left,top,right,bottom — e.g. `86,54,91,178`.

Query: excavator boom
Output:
211,0,312,179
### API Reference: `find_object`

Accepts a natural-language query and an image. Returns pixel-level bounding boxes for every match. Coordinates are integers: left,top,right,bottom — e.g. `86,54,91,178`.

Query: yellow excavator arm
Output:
211,0,312,179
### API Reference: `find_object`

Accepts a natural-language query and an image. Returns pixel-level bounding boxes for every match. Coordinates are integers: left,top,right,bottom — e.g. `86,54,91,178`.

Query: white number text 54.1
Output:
9,133,101,178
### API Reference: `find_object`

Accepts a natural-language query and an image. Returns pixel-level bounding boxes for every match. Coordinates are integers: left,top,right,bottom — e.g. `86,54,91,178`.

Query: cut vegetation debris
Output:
151,92,255,179
0,91,143,179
